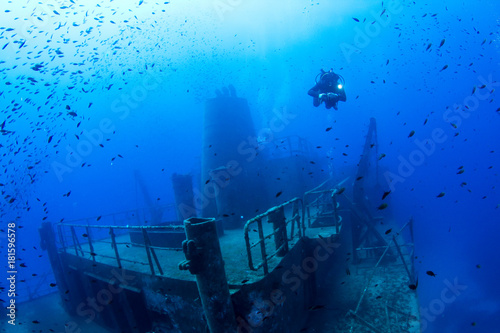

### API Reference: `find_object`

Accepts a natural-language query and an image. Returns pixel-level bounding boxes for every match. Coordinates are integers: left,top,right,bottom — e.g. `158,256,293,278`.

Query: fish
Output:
336,187,345,195
436,192,445,198
353,17,360,22
377,203,388,210
96,216,102,221
426,43,432,51
82,234,88,237
408,130,415,138
426,270,436,277
439,39,445,47
67,111,77,117
276,191,282,198
382,191,391,200
378,153,386,160
50,283,57,287
385,228,392,235
31,63,44,71
356,176,363,181
48,135,53,143
457,169,464,174
408,278,418,290
440,64,449,72
326,127,332,132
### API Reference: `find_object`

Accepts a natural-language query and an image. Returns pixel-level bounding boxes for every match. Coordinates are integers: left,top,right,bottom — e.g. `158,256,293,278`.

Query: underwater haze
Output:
0,0,499,332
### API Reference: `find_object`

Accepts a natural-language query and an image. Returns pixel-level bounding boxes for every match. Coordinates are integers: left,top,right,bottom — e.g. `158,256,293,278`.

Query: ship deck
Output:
61,221,340,287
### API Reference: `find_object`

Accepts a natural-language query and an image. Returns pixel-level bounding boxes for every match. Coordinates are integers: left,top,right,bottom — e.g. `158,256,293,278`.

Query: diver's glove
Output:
327,93,339,101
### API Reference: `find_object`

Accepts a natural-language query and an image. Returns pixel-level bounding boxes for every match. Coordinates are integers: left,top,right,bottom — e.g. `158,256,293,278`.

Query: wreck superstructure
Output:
39,89,421,332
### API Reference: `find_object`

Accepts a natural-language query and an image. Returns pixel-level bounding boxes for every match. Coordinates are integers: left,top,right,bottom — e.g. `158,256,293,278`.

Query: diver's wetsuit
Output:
308,72,346,109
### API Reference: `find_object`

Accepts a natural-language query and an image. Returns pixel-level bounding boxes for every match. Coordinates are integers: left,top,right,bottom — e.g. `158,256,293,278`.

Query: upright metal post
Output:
86,226,95,262
257,219,269,275
39,222,72,313
269,206,288,257
142,229,155,275
109,227,122,268
332,192,340,234
179,217,237,333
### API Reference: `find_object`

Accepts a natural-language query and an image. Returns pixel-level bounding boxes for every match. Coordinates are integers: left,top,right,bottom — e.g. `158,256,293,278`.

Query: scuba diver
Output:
308,69,346,110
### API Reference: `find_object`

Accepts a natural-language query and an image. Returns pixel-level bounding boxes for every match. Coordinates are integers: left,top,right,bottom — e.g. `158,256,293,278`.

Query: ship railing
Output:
58,204,176,229
244,197,304,275
56,203,176,251
303,177,349,234
56,221,184,276
348,218,417,332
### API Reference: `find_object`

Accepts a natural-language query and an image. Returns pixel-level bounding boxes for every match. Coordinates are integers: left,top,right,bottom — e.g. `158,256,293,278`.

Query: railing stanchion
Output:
86,226,95,262
257,218,269,275
109,227,122,268
142,229,155,275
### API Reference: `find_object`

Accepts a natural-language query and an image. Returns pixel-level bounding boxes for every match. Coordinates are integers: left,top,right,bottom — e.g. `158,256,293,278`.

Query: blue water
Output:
1,0,499,332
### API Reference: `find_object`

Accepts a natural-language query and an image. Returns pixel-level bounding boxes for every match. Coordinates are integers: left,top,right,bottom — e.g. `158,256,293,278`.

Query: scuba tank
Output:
315,69,345,86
